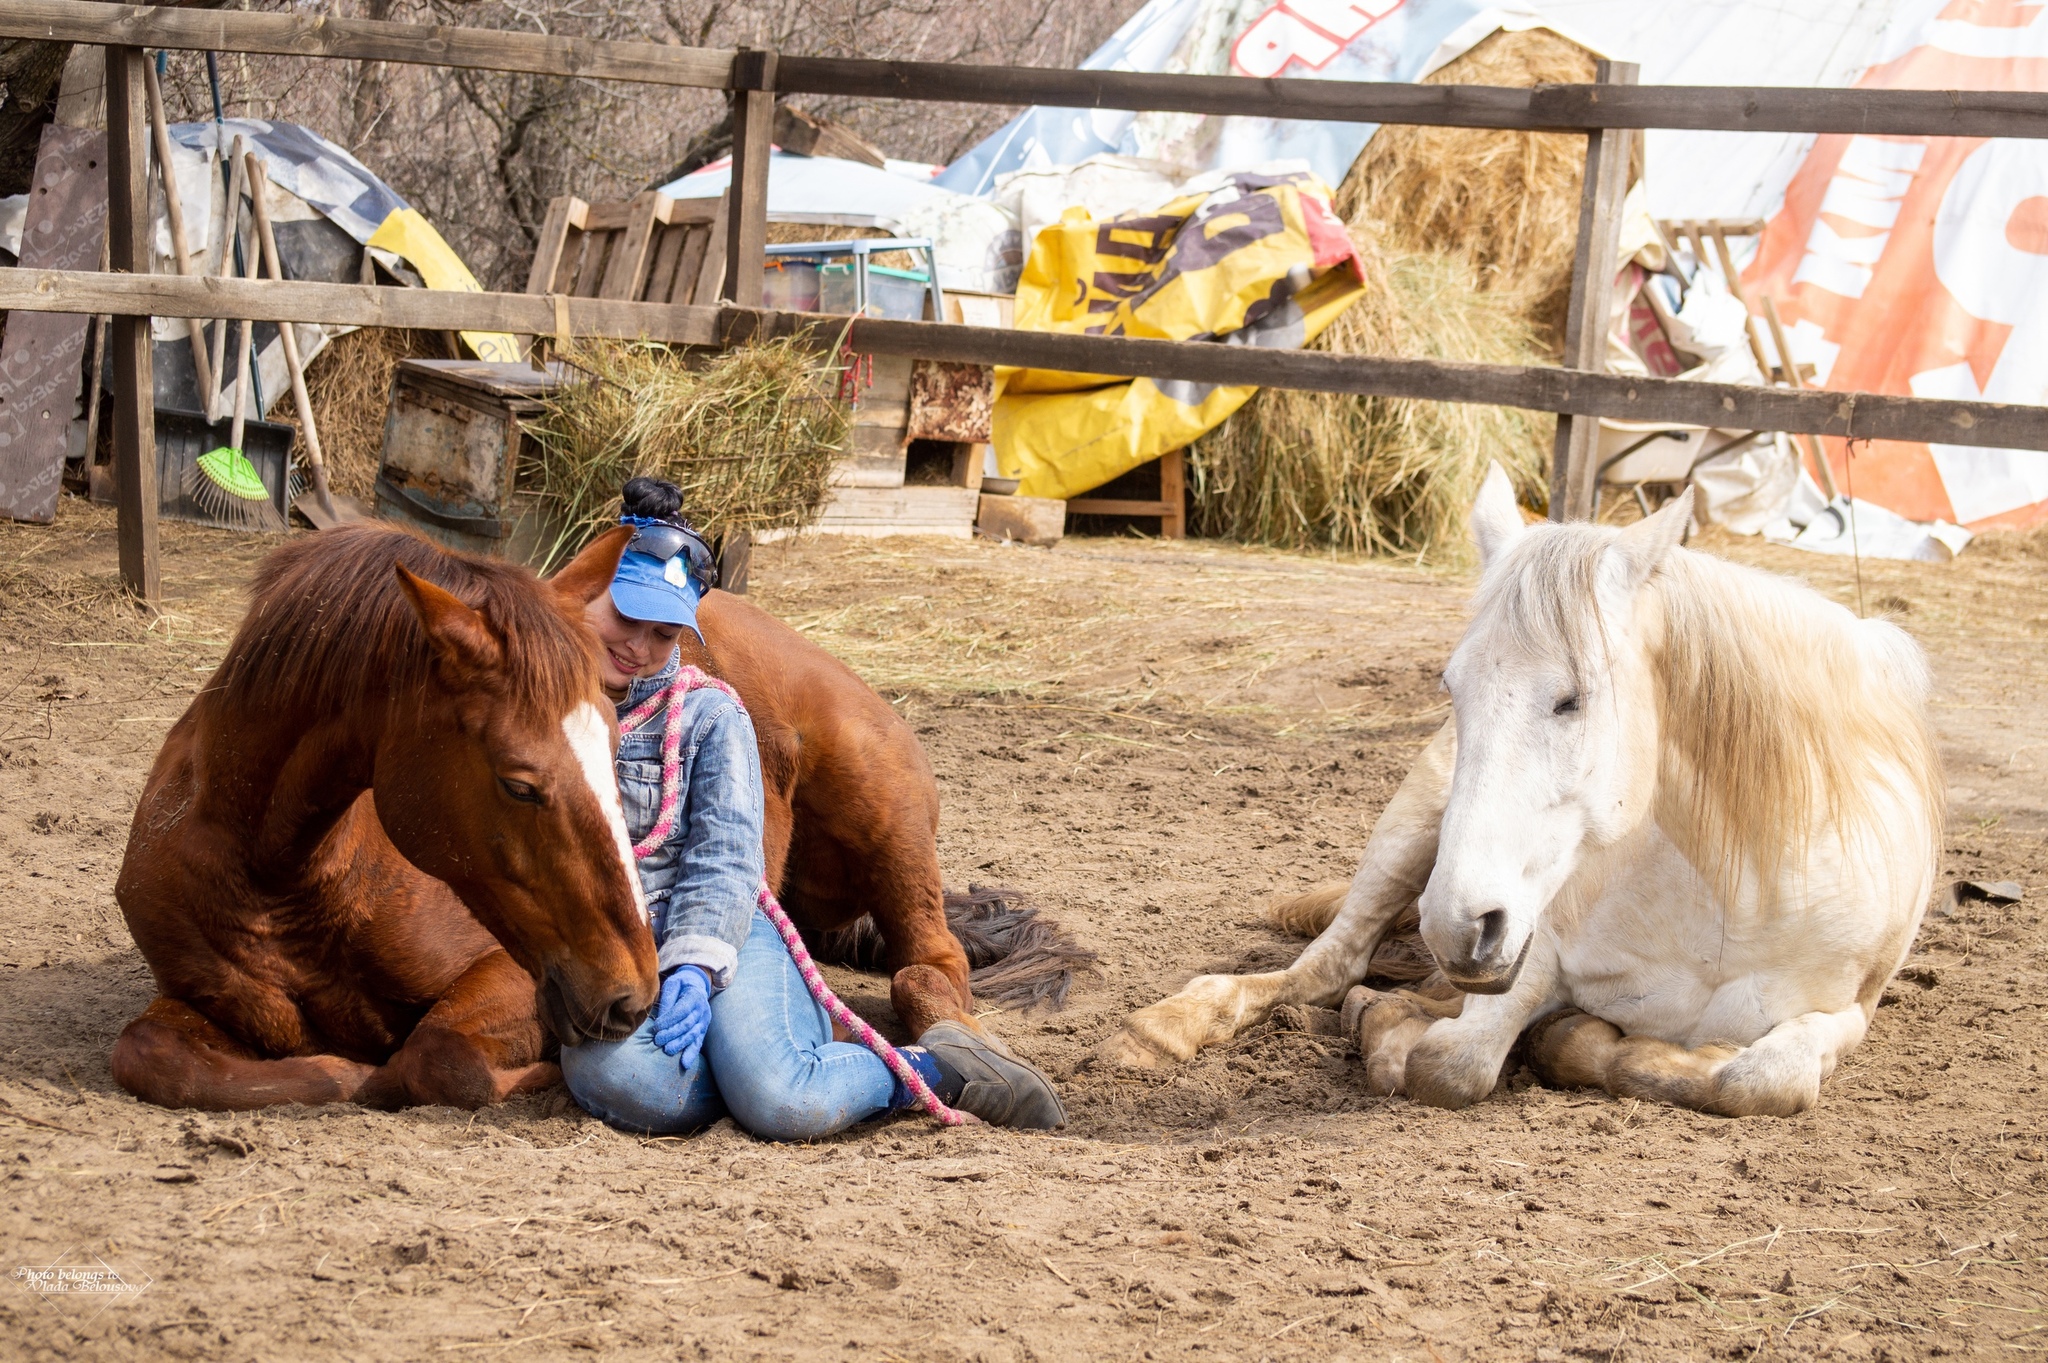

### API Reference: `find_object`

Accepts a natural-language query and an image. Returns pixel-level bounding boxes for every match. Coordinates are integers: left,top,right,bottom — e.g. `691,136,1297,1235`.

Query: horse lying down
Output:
1100,467,1943,1118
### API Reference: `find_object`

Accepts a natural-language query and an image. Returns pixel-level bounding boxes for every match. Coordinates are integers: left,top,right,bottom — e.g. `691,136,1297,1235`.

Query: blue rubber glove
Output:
651,966,712,1072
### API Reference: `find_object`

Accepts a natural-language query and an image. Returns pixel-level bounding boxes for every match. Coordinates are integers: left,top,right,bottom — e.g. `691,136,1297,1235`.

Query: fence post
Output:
105,44,159,605
1549,58,1639,522
720,47,777,308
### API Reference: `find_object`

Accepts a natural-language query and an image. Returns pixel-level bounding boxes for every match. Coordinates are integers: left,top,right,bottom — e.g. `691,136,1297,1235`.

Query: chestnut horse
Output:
113,525,657,1110
687,592,1063,1038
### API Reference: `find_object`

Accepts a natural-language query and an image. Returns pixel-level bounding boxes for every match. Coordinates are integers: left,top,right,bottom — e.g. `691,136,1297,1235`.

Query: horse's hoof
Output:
1340,985,1380,1045
1095,1026,1175,1070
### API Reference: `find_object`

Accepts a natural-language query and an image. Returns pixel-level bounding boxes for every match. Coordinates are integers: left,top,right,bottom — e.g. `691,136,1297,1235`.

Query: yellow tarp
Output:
365,208,523,364
993,171,1365,502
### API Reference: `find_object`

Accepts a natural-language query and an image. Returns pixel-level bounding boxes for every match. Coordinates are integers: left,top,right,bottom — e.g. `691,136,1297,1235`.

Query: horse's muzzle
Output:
540,967,649,1045
1434,930,1534,996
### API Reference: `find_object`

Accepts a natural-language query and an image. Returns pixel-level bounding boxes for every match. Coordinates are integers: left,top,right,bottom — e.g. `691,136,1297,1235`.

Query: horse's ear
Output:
1470,462,1525,569
1608,485,1694,589
549,526,635,609
395,565,502,681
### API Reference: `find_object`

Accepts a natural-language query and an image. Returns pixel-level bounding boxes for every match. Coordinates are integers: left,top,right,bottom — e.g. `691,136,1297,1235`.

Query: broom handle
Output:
245,152,336,519
143,59,216,419
229,173,253,456
206,135,249,425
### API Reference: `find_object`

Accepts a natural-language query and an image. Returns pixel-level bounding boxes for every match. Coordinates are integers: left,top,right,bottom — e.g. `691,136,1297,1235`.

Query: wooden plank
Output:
1552,60,1638,522
569,227,611,298
691,192,728,308
775,55,2048,140
105,45,157,604
0,124,108,524
7,4,2048,141
0,270,723,345
670,225,710,305
721,50,775,306
1067,497,1174,517
11,274,2048,454
643,224,686,305
1159,447,1185,539
525,195,586,295
598,192,662,300
772,104,884,167
6,0,733,90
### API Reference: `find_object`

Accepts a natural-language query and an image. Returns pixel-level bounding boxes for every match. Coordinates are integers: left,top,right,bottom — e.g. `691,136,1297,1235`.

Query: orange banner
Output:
1746,0,2048,531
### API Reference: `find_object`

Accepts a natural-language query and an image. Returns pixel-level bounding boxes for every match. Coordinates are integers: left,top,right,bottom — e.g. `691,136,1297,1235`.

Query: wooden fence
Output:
4,0,2046,601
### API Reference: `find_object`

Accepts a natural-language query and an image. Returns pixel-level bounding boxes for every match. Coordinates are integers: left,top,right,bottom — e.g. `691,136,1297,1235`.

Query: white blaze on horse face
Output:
562,701,648,923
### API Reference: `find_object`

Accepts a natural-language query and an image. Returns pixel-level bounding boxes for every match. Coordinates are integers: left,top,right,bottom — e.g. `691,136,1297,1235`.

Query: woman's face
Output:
585,593,682,696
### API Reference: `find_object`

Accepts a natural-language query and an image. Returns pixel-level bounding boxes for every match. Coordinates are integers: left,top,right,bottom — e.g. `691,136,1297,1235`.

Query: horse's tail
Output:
1266,881,1438,986
1266,881,1350,937
813,886,1100,1012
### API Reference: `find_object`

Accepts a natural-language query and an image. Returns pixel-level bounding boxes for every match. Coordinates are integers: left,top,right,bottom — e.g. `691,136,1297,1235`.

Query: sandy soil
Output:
1,502,2042,1362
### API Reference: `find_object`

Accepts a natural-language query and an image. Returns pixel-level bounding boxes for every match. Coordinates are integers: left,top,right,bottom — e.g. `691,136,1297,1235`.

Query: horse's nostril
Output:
1475,909,1508,960
603,991,648,1038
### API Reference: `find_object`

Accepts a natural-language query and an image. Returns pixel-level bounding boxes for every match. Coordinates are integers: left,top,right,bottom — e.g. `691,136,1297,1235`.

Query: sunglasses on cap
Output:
628,520,720,590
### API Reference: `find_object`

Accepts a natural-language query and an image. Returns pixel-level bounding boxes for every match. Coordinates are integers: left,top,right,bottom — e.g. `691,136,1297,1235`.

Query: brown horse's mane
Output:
216,523,597,719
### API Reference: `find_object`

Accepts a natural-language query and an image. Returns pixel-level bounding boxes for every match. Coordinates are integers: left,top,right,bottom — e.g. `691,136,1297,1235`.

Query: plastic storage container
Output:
761,257,822,311
818,262,933,320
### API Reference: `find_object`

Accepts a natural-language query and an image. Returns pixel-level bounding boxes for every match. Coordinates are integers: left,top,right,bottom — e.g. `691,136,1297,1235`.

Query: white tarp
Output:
935,0,1599,197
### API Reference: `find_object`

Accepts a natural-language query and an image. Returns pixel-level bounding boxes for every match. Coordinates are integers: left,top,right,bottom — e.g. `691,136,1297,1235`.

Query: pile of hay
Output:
1190,237,1551,557
1189,26,1598,561
521,336,849,569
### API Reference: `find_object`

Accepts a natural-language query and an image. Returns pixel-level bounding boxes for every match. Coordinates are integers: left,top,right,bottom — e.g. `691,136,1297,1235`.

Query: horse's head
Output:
378,528,659,1045
1418,465,1691,993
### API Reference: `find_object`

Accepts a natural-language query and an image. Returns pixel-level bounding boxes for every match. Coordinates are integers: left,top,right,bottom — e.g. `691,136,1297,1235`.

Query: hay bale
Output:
1190,238,1550,558
1338,26,1598,348
1189,25,1597,562
521,337,849,569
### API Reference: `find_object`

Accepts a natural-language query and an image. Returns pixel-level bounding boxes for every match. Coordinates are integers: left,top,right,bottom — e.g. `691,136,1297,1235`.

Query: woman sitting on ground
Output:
560,476,1066,1137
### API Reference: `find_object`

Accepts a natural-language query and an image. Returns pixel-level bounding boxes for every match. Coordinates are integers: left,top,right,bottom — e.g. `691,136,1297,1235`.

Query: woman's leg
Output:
703,910,898,1142
560,1018,727,1135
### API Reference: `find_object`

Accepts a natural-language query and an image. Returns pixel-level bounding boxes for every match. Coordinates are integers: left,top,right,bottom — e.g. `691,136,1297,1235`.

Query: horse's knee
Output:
1604,1036,1740,1111
369,1025,501,1110
112,1013,207,1108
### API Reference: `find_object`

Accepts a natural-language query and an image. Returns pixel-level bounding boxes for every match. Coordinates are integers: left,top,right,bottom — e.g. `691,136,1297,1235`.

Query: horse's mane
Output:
216,524,597,719
1478,526,1944,899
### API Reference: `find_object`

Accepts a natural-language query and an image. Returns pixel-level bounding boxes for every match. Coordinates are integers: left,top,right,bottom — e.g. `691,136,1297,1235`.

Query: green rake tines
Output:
183,445,287,532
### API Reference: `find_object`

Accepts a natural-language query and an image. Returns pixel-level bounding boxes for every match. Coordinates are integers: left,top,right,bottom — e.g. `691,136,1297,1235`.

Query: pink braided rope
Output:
623,668,973,1127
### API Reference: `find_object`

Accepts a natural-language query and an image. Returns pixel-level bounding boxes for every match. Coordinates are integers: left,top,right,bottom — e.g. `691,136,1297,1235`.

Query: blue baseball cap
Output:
609,519,705,641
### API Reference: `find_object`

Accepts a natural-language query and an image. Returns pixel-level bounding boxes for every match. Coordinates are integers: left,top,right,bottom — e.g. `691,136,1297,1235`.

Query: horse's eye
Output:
499,777,542,804
1553,695,1580,716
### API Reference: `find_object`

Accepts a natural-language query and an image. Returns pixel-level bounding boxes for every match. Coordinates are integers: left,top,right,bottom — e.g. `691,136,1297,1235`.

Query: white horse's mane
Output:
1475,525,1945,901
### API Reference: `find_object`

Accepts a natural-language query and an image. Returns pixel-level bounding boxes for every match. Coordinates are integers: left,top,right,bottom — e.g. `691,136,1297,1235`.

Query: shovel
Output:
245,151,368,528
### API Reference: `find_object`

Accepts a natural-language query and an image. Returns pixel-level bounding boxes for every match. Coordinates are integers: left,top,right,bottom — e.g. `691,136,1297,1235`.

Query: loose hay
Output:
521,336,850,568
1190,26,1594,562
1190,241,1552,559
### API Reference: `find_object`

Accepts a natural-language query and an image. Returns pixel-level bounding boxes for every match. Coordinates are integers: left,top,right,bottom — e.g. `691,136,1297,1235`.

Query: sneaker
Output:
917,1021,1068,1130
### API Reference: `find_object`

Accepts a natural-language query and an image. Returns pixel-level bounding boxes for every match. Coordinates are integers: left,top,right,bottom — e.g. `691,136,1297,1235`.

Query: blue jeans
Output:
561,910,897,1141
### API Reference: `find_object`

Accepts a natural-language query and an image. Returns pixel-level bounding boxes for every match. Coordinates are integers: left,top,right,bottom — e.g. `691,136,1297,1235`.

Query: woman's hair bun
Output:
621,475,685,523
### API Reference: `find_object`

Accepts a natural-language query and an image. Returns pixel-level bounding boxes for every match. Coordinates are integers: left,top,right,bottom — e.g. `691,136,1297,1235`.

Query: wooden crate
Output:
375,359,561,563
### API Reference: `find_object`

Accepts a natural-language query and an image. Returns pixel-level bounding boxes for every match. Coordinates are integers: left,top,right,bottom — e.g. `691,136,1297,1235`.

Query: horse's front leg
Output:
355,949,556,1109
1355,941,1560,1109
1527,1004,1869,1117
1099,721,1455,1068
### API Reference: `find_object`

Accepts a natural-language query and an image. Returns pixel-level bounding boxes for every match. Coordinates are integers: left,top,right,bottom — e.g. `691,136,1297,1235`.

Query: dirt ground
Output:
1,500,2042,1362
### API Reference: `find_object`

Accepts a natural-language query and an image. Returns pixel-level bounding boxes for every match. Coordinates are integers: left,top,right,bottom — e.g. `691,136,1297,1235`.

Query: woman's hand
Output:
652,966,712,1072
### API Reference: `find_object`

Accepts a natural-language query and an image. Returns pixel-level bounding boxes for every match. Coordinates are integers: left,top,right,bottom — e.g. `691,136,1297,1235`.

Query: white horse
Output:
1101,467,1943,1117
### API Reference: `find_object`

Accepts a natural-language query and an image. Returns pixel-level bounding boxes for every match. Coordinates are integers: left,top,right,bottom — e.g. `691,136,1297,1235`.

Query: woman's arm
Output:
653,697,766,989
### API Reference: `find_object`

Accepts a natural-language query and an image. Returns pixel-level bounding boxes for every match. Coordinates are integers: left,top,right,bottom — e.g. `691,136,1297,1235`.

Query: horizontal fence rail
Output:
5,270,2037,453
5,1,2047,138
